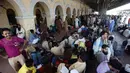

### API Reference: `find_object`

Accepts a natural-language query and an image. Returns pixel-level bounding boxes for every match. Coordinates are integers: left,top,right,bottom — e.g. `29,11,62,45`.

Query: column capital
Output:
15,15,36,19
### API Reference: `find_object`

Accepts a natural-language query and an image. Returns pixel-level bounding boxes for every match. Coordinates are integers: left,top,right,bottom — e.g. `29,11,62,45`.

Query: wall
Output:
0,0,92,37
0,7,9,28
0,1,17,28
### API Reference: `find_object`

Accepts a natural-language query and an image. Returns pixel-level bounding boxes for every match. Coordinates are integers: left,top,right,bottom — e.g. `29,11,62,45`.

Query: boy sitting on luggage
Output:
18,59,36,73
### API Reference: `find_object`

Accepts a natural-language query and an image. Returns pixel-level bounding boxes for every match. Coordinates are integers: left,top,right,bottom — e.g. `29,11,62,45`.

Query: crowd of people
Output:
0,14,130,73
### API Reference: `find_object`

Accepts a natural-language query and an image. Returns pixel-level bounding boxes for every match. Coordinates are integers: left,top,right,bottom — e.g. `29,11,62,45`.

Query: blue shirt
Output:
29,33,38,44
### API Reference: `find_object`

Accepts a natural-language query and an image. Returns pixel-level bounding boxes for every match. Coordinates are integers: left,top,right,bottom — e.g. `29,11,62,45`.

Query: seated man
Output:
42,37,50,51
96,44,108,63
69,53,86,73
68,32,76,47
51,44,64,56
18,59,36,73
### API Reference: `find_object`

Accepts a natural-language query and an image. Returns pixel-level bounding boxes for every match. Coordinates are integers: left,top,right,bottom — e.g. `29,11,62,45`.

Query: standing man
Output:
75,17,79,28
0,28,27,72
16,24,25,39
109,17,115,33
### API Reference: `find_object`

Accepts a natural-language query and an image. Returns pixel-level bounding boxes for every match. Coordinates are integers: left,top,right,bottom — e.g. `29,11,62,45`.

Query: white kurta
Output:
93,37,102,54
16,28,25,39
68,36,75,47
75,18,79,28
51,46,64,56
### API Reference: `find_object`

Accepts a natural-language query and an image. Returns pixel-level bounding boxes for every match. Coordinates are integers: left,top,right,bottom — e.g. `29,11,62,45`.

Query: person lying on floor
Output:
97,57,122,73
69,52,86,73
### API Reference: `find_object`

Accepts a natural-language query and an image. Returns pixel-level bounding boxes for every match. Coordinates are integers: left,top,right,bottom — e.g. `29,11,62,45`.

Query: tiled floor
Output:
113,32,130,66
0,56,15,73
0,32,130,73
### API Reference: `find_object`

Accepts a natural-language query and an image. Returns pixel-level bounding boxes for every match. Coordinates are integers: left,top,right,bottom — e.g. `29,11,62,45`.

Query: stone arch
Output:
6,9,17,24
73,8,76,16
55,5,64,20
6,0,23,16
30,0,51,16
65,7,72,25
66,7,71,17
33,2,51,33
53,2,65,20
0,0,23,27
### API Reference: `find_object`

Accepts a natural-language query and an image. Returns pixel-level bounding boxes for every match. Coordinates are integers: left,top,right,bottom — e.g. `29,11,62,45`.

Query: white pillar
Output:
16,16,36,38
46,14,51,28
62,13,67,21
50,13,56,26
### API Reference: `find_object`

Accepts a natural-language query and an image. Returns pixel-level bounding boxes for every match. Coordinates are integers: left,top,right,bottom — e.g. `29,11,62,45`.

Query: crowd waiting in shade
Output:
0,14,130,73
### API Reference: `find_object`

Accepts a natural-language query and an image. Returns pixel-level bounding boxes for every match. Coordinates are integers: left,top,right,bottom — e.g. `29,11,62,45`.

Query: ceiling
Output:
81,0,130,11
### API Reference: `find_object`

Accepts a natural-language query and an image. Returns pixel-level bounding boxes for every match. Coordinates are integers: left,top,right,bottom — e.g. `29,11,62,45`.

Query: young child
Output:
18,59,36,73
